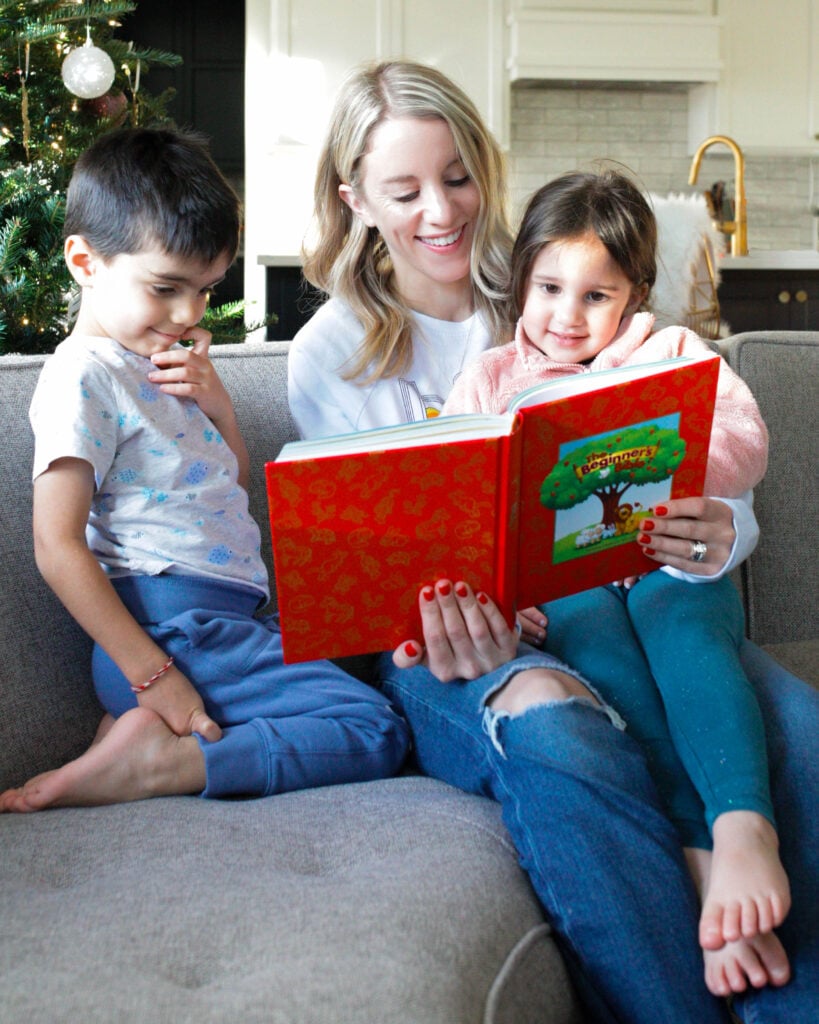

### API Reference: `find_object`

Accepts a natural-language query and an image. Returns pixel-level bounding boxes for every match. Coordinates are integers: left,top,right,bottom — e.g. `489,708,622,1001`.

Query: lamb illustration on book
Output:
540,415,686,565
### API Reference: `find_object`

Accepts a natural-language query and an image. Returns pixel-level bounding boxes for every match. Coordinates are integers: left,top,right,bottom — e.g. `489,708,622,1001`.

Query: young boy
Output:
0,126,409,812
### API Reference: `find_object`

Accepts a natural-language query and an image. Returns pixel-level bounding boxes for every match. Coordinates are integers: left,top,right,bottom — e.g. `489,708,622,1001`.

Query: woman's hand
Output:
636,497,736,575
392,580,519,683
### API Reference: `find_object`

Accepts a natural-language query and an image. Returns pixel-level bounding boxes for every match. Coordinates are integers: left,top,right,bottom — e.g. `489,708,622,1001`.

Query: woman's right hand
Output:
392,580,519,683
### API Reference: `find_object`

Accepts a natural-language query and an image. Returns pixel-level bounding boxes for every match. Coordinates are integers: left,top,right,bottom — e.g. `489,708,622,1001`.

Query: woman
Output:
289,59,818,1022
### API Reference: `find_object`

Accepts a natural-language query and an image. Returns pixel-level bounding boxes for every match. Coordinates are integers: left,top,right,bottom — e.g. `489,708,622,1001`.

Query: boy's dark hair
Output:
510,169,657,316
64,126,241,262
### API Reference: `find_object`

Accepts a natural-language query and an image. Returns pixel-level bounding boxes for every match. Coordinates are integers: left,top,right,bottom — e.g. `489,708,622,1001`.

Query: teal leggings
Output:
541,573,773,849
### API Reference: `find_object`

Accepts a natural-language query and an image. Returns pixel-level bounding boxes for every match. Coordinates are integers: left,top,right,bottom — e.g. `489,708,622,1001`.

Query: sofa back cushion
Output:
720,331,818,646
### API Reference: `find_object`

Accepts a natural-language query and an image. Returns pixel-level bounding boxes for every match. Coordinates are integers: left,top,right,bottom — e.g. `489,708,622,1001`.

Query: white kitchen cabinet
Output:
244,0,505,315
715,0,819,152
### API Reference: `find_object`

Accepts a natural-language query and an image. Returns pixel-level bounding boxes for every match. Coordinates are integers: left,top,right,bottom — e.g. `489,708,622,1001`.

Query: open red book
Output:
266,351,720,662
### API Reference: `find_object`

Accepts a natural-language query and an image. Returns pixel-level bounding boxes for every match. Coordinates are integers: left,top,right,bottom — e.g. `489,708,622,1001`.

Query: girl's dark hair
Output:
64,126,241,262
510,169,657,316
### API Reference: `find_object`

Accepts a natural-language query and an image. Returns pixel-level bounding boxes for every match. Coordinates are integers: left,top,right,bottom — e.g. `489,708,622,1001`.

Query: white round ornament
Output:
61,31,115,100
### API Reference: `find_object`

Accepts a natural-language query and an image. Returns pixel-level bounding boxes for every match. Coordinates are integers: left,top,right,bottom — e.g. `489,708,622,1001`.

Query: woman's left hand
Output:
636,496,736,576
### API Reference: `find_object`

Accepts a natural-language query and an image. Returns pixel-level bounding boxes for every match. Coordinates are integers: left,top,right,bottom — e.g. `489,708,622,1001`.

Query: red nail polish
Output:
643,547,656,556
437,582,451,596
422,587,435,602
404,641,419,657
455,582,468,598
638,533,651,545
654,505,668,516
477,592,489,605
642,520,655,531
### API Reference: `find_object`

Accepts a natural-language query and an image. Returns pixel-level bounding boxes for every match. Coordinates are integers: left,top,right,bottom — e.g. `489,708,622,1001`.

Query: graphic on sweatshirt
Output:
398,378,445,420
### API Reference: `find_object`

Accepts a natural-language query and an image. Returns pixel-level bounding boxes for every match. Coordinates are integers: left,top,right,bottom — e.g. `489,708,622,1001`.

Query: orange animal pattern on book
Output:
268,437,511,660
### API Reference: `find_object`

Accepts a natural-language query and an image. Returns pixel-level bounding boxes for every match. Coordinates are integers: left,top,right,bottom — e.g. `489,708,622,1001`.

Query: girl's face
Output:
66,239,230,358
340,115,481,316
520,231,646,364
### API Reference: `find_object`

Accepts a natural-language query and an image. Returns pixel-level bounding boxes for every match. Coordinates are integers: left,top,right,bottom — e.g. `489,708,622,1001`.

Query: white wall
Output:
243,0,504,325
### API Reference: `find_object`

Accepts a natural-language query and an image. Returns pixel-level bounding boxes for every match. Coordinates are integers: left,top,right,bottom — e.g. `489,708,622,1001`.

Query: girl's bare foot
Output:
0,707,205,812
704,931,791,996
699,811,791,950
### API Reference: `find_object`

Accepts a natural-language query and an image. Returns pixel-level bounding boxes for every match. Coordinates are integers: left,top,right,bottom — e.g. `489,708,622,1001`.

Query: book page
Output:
508,351,718,412
276,412,515,462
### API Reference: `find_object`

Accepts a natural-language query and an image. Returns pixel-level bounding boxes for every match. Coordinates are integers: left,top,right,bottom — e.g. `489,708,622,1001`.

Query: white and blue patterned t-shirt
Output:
30,334,269,601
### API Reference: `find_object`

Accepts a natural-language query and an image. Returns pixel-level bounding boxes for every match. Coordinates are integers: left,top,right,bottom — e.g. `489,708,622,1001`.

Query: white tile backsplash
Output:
509,85,818,251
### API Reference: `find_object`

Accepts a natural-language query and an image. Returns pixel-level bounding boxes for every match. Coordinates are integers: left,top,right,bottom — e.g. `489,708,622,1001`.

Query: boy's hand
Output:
136,662,222,742
148,328,233,424
147,329,251,488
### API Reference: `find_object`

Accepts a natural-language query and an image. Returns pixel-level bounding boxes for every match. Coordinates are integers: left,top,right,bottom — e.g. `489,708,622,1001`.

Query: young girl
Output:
444,168,791,991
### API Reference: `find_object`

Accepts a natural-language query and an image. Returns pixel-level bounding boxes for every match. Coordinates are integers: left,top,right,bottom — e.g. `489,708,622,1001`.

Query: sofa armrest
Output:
717,332,818,651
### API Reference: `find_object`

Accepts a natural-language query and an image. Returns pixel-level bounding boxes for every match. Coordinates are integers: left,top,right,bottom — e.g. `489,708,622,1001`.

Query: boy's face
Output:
66,241,232,357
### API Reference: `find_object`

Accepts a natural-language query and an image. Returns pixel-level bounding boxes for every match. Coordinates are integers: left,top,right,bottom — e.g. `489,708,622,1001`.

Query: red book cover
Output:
266,419,522,663
511,351,720,607
266,351,720,663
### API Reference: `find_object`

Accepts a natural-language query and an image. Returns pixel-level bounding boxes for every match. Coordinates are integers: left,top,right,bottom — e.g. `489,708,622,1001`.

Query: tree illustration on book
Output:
540,415,686,563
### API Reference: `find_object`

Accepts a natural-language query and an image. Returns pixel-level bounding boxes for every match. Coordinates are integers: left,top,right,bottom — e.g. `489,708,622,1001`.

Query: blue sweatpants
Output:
93,575,410,799
541,572,773,849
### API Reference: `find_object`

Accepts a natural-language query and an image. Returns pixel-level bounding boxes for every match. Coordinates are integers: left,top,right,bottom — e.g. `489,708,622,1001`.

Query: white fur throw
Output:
648,192,725,336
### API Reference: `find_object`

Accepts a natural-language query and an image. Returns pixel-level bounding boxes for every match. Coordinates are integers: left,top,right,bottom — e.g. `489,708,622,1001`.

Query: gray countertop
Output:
258,255,302,267
257,250,819,272
720,250,819,271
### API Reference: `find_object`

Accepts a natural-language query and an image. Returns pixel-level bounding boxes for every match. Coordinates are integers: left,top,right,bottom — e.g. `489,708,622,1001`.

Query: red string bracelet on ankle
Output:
131,656,175,694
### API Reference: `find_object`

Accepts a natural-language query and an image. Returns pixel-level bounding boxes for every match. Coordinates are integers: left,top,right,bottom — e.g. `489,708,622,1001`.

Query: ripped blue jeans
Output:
375,648,731,1024
377,643,819,1023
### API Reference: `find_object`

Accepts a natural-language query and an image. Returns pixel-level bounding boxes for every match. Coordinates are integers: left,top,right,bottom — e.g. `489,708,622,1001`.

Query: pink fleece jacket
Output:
443,312,768,497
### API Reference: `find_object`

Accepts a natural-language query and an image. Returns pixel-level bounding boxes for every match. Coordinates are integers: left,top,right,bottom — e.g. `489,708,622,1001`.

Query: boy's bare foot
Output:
90,713,116,746
704,931,791,996
699,811,791,950
0,707,205,812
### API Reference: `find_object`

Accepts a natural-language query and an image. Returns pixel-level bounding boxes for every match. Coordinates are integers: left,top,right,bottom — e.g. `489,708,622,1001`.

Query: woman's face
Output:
340,115,481,314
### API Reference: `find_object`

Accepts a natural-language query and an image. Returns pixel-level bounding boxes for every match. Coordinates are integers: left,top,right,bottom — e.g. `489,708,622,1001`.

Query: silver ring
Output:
690,540,707,563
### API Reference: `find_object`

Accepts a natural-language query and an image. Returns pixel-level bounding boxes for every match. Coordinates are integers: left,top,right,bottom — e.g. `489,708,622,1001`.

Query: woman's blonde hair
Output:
302,60,513,382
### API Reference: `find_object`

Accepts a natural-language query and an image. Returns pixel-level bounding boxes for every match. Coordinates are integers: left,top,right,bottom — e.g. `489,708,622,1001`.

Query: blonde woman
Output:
289,59,513,435
288,60,818,1024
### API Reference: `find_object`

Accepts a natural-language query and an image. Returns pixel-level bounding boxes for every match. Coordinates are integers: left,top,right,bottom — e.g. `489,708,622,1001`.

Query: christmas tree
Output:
0,2,241,354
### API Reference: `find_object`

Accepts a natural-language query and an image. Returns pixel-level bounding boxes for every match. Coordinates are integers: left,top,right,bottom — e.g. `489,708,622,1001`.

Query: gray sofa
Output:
1,331,816,1023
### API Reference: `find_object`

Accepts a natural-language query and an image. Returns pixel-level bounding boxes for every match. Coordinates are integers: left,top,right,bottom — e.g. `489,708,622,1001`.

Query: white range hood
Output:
507,9,722,85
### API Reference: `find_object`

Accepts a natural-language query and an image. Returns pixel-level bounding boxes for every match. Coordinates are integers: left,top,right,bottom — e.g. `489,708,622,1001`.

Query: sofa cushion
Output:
0,776,579,1024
